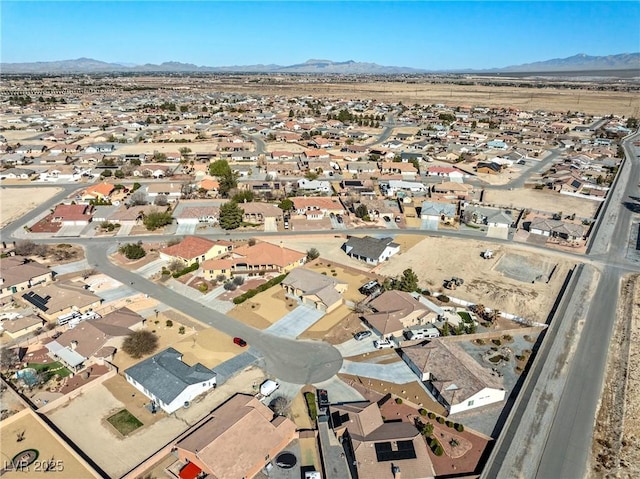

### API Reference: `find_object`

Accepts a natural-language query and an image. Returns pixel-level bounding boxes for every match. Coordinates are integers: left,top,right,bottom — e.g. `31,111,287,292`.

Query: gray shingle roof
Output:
125,347,216,405
343,236,398,261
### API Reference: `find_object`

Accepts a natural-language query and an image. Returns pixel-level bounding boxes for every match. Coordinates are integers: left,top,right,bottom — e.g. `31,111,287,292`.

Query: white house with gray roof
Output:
342,236,400,265
125,347,216,413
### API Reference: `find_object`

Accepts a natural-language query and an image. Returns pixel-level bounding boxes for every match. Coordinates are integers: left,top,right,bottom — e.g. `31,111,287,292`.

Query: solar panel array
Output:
374,440,417,462
22,292,51,312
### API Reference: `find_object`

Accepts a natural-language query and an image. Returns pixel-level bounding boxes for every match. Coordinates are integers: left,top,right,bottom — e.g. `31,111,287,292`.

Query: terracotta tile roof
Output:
52,204,93,221
160,236,218,261
84,182,115,196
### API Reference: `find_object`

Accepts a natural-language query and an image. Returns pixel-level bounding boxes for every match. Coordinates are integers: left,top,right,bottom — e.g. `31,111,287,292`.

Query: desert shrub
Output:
198,283,208,292
232,276,245,286
503,334,513,341
492,339,502,346
178,326,185,334
439,294,450,303
428,412,436,419
119,243,146,260
172,262,199,278
165,320,173,327
233,274,288,304
437,416,445,424
395,397,403,404
455,423,464,432
223,282,237,291
446,420,454,428
419,408,428,416
122,330,158,359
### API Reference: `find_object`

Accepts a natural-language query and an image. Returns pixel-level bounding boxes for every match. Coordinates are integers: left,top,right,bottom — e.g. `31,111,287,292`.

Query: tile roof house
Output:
401,339,506,414
528,217,585,241
21,281,102,323
342,236,400,265
159,236,232,266
329,401,435,479
0,256,53,300
51,204,94,225
363,291,442,337
202,241,305,280
173,394,297,479
291,197,345,220
80,182,115,201
125,347,216,414
281,268,347,313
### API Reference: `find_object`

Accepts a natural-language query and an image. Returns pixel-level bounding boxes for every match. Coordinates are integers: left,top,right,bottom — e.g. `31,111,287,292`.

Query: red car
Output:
233,337,247,347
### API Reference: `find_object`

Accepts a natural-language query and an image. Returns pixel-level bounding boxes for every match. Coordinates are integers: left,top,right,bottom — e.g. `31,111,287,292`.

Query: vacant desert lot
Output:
377,237,572,322
0,186,63,227
207,80,640,117
484,188,601,219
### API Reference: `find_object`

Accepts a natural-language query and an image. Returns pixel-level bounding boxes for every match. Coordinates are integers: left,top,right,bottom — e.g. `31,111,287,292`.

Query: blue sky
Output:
2,1,639,69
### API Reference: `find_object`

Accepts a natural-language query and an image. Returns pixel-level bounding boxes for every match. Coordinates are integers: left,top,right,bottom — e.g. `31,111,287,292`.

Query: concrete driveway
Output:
266,305,325,339
264,217,277,232
134,258,166,278
336,336,379,357
340,359,417,384
52,258,90,275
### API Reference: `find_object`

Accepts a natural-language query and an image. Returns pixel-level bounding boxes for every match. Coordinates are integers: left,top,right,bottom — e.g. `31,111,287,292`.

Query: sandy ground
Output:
590,274,640,477
377,237,571,323
0,410,100,478
228,288,298,329
173,328,240,369
306,260,372,303
197,80,640,117
274,235,373,272
0,186,63,228
485,188,600,218
46,366,266,478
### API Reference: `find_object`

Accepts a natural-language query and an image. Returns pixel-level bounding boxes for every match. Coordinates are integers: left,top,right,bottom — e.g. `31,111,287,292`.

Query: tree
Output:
14,240,48,257
306,248,320,261
119,243,146,260
178,147,192,155
232,190,254,203
219,202,244,230
154,195,169,206
218,171,238,198
304,171,319,181
270,396,290,416
100,169,113,178
396,268,419,292
209,159,232,177
278,198,294,211
421,422,434,437
114,169,125,179
143,209,173,231
122,330,159,359
355,204,369,219
129,190,147,206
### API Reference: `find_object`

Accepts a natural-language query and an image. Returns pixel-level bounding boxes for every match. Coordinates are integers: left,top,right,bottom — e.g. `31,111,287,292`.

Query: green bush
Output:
446,420,454,428
419,408,428,416
119,243,146,260
434,445,444,456
165,320,173,327
427,412,436,419
233,273,288,304
178,326,185,334
455,423,464,432
395,397,403,404
304,392,318,421
437,416,445,424
172,262,199,278
439,294,450,303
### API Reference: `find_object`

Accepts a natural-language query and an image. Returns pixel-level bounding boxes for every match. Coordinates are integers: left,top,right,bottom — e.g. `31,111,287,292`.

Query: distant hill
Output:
0,58,427,74
493,53,640,73
2,53,638,74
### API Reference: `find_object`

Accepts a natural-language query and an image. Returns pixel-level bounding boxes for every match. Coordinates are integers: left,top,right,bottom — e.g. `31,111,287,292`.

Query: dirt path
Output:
590,274,640,477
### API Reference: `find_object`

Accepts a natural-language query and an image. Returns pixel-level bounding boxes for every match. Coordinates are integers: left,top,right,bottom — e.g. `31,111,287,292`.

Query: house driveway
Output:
116,223,134,236
421,217,439,230
487,225,509,239
54,224,86,237
134,258,166,278
52,258,90,275
265,305,325,339
264,217,277,232
335,337,379,357
175,223,196,235
339,359,417,384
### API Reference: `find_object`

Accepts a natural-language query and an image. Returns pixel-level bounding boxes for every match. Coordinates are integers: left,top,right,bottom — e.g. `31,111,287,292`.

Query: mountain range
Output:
2,53,639,74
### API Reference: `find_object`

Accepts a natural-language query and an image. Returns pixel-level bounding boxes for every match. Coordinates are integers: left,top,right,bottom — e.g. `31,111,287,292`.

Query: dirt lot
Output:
484,187,600,219
228,287,298,329
298,304,352,340
377,237,572,323
174,328,241,369
274,235,372,272
306,259,372,302
590,274,640,477
205,80,640,117
0,186,63,228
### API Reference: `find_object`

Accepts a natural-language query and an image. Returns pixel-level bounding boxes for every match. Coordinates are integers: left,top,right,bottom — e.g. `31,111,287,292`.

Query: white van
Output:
260,379,279,397
404,327,440,341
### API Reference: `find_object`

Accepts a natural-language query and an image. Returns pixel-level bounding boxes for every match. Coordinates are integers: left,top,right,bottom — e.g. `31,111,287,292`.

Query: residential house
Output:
281,268,347,313
79,182,115,202
0,315,43,339
342,236,400,265
363,291,442,338
51,204,93,225
291,197,345,220
464,206,514,229
475,162,503,175
401,339,506,414
431,182,473,201
159,236,232,266
125,347,217,414
0,256,53,300
240,202,283,225
175,206,220,226
528,217,585,241
202,241,305,280
426,166,465,179
0,167,36,180
21,281,102,323
296,179,332,193
420,201,457,227
173,394,297,479
330,401,435,479
379,161,418,179
197,178,219,197
146,182,183,203
106,204,156,226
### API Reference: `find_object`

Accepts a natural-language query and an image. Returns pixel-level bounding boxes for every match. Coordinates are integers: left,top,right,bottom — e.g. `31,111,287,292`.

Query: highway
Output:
482,130,640,479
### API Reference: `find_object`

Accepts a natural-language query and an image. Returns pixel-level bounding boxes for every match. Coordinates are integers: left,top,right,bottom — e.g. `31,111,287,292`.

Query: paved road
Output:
483,130,640,479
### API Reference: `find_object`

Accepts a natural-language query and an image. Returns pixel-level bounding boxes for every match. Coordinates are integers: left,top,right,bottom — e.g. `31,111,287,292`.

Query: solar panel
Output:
374,440,417,462
22,292,49,312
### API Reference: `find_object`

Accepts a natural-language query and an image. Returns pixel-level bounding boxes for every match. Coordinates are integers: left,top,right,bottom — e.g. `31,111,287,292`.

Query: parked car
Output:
395,216,402,223
359,280,381,296
374,339,395,349
233,337,247,347
383,216,391,222
336,215,343,223
354,330,372,341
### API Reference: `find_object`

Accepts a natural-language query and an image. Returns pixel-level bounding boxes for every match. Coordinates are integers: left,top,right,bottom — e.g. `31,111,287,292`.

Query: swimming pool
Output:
15,368,37,387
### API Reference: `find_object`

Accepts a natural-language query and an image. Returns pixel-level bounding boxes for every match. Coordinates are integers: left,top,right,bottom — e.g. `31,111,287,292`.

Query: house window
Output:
265,454,270,462
467,400,475,407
